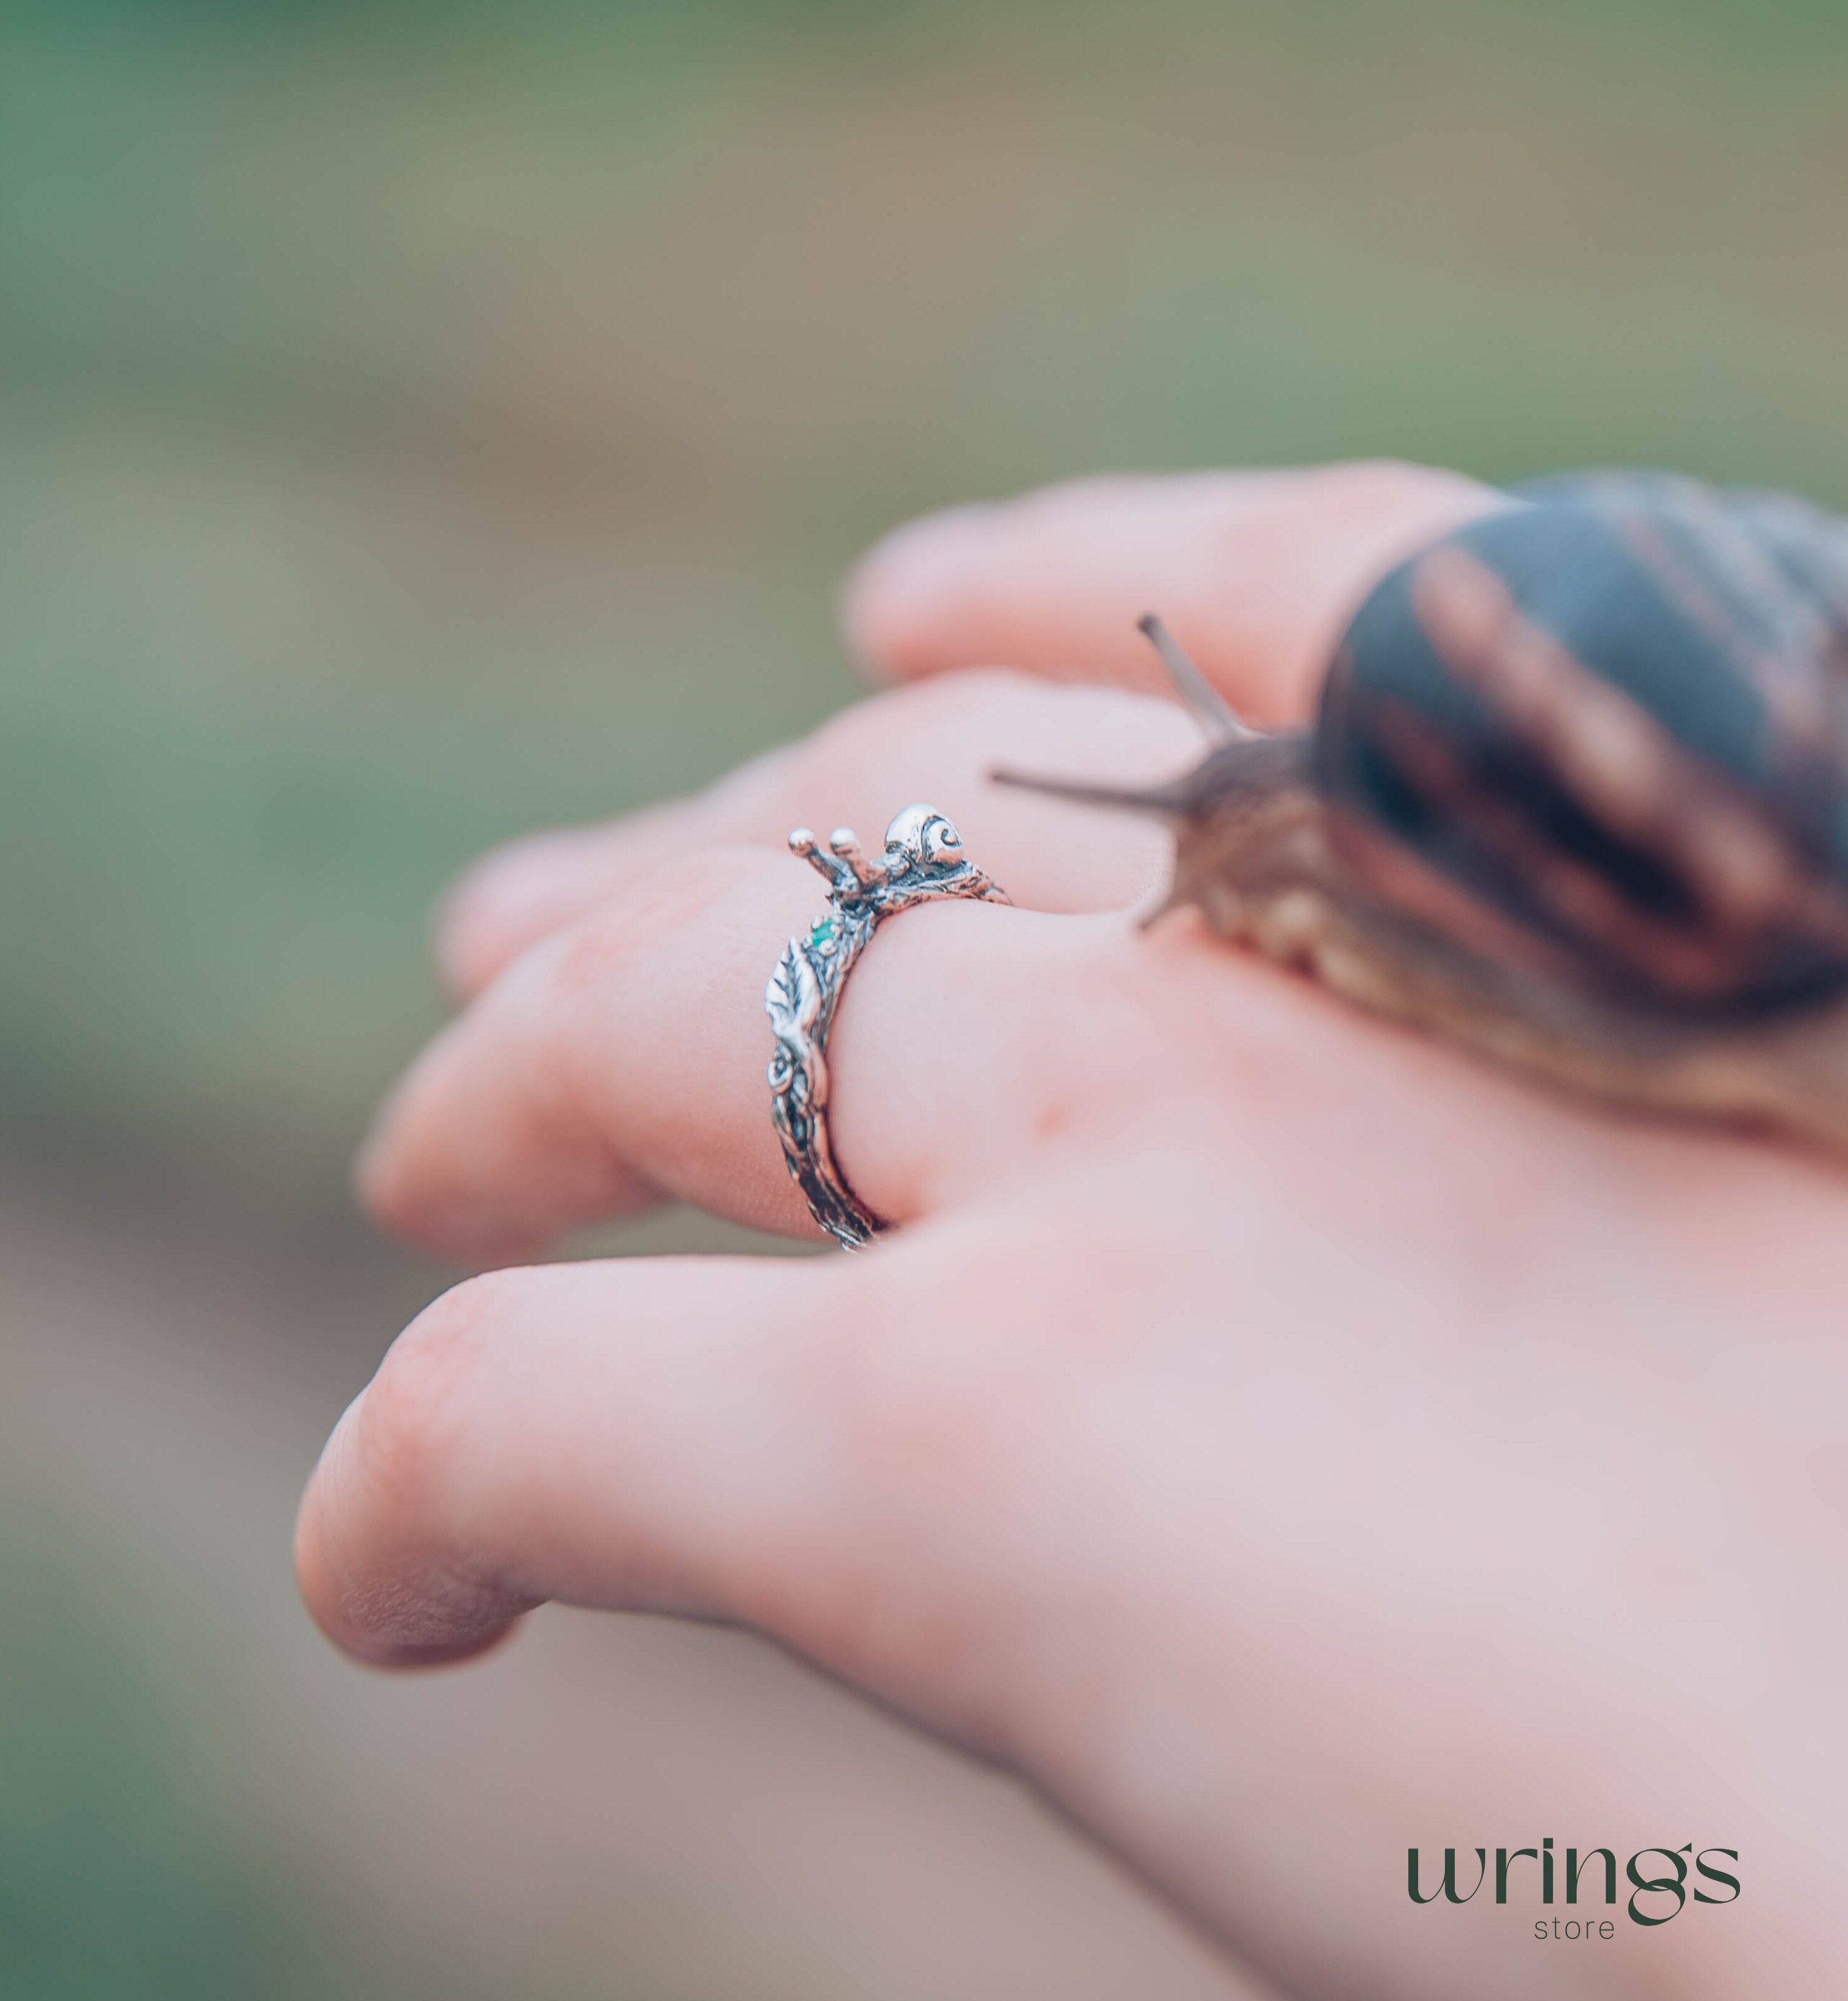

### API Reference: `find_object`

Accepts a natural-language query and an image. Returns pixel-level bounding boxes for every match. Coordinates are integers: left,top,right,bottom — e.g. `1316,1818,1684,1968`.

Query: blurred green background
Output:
1,2,1844,1995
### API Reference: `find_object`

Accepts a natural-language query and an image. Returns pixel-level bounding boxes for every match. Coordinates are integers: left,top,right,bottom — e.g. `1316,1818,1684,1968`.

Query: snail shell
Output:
1319,475,1848,1014
998,472,1848,1148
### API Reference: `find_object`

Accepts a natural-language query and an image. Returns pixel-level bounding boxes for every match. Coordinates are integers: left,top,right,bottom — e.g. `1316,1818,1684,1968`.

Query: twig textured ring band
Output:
765,804,1009,1249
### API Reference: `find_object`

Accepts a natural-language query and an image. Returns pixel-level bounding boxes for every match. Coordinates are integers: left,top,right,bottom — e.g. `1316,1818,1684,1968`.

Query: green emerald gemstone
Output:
809,916,835,945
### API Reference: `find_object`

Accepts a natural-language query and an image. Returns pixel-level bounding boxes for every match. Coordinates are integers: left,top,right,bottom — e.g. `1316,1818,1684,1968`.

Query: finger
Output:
442,468,1500,1001
291,1235,1115,1767
434,746,800,1002
363,839,1118,1261
293,1255,866,1669
439,671,1193,1000
839,461,1504,724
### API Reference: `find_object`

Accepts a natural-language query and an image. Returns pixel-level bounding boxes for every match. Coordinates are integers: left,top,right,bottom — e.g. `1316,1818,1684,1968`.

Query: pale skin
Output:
296,463,1846,2001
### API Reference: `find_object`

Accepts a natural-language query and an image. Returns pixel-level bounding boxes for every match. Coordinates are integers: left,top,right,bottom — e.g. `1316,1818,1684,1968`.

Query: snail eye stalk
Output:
1136,612,1255,746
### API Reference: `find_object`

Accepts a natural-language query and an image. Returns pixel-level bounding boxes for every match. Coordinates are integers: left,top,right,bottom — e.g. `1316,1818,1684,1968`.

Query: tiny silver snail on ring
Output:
765,804,1009,1249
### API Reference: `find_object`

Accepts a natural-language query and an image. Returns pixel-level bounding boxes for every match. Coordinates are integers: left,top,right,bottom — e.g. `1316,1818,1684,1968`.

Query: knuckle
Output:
802,1273,1024,1538
547,845,772,996
351,1269,515,1518
1311,456,1493,519
803,1212,1147,1515
1021,931,1147,1088
810,666,1040,761
1011,470,1152,524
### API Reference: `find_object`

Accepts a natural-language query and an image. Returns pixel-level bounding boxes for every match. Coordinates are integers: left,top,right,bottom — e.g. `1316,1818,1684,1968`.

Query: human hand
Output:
297,463,1844,2001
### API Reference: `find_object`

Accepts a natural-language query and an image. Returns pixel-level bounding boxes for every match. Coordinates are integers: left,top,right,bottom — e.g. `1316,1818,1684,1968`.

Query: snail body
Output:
1000,472,1848,1151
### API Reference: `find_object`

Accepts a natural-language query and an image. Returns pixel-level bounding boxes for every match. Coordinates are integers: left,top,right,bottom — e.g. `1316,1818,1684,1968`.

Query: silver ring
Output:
765,803,1009,1249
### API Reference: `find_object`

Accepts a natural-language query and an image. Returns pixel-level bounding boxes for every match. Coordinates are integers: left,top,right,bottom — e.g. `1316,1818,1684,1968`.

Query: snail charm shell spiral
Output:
999,472,1848,1153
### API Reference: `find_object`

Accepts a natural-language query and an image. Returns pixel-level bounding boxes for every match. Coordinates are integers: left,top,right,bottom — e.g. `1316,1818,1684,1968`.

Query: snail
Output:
997,471,1848,1151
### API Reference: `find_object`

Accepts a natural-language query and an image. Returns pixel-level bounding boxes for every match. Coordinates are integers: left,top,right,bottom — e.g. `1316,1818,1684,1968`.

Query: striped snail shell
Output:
998,472,1848,1145
1318,473,1848,1015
